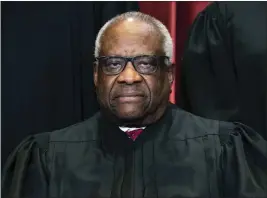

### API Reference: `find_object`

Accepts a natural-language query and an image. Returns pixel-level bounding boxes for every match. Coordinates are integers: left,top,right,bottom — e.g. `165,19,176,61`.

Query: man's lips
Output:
113,94,145,103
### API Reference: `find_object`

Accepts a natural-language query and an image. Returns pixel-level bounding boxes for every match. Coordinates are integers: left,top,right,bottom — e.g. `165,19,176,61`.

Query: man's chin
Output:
107,102,150,124
116,111,144,121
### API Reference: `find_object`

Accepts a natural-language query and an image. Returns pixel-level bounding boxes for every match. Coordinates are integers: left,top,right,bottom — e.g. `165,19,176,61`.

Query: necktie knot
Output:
126,129,143,141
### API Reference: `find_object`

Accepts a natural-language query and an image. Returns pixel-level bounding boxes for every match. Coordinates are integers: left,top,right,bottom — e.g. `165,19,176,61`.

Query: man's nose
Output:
117,62,142,84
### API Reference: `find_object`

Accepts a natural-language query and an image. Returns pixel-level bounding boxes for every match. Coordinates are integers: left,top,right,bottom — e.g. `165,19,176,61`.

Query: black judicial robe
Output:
180,2,267,140
2,104,267,198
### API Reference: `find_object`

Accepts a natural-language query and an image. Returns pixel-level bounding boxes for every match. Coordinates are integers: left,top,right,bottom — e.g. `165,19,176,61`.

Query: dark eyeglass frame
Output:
95,55,171,75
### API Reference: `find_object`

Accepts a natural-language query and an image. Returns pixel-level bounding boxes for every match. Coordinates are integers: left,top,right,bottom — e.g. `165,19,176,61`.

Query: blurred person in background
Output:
180,2,267,140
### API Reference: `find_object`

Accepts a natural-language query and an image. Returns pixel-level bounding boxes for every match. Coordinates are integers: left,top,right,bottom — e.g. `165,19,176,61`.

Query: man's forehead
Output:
100,38,163,57
102,48,159,57
102,21,159,42
99,19,163,56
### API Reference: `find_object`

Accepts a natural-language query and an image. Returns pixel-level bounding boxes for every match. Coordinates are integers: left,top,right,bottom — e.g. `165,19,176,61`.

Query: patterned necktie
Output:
126,129,144,141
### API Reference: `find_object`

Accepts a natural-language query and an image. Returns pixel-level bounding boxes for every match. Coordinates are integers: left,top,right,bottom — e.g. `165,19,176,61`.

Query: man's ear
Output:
93,61,98,87
167,63,175,85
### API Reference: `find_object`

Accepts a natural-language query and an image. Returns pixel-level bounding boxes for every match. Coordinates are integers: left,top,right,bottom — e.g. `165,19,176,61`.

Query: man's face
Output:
94,19,173,125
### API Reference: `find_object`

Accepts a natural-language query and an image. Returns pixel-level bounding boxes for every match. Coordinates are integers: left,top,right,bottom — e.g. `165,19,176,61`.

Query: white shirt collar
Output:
119,126,146,132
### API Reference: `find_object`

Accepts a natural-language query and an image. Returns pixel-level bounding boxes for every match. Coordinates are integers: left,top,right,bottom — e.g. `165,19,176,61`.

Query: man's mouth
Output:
117,95,144,103
113,93,145,103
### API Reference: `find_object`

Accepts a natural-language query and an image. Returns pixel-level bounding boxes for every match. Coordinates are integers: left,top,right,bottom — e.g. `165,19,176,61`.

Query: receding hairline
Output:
100,19,164,52
94,11,173,59
102,15,163,40
105,11,161,29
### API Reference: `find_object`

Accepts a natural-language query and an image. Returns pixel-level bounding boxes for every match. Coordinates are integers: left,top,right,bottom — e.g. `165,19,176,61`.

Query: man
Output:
180,2,267,140
2,12,267,198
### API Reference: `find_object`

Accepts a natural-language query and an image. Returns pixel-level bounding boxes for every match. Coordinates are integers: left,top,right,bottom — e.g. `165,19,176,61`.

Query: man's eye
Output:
108,63,122,68
139,62,153,68
139,62,149,65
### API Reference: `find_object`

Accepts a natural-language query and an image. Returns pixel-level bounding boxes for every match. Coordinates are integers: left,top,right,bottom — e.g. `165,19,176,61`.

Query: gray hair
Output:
94,11,173,60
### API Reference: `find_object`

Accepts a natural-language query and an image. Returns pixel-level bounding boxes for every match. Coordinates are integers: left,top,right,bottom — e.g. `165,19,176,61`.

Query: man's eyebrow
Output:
100,53,157,57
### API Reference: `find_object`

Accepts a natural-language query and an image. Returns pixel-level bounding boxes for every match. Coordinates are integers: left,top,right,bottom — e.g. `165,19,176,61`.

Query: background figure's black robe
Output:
1,1,139,165
179,2,267,140
2,104,267,198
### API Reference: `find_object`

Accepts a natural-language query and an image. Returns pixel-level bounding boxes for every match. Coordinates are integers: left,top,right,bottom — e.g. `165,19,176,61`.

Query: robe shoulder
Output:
169,105,235,140
172,106,266,159
2,134,49,198
49,111,102,142
175,107,267,197
1,111,102,198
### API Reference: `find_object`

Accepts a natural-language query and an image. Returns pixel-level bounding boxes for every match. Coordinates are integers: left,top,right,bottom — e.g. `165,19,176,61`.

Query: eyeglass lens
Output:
99,56,159,75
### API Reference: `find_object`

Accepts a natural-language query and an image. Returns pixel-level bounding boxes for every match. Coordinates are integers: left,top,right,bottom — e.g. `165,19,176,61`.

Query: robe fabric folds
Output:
1,1,139,165
2,104,267,198
180,2,267,140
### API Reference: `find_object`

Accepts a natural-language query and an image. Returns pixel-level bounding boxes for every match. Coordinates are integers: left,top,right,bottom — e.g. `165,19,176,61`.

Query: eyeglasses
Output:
95,55,170,75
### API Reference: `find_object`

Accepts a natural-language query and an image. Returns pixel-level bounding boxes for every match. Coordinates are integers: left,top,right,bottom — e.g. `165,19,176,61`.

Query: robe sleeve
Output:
219,122,267,198
179,2,239,121
2,133,50,198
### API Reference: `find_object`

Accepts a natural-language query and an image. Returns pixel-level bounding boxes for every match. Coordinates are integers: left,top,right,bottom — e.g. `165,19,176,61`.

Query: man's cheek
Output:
97,86,107,103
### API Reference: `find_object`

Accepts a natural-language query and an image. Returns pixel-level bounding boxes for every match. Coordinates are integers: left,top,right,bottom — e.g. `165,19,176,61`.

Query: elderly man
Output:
2,12,267,198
